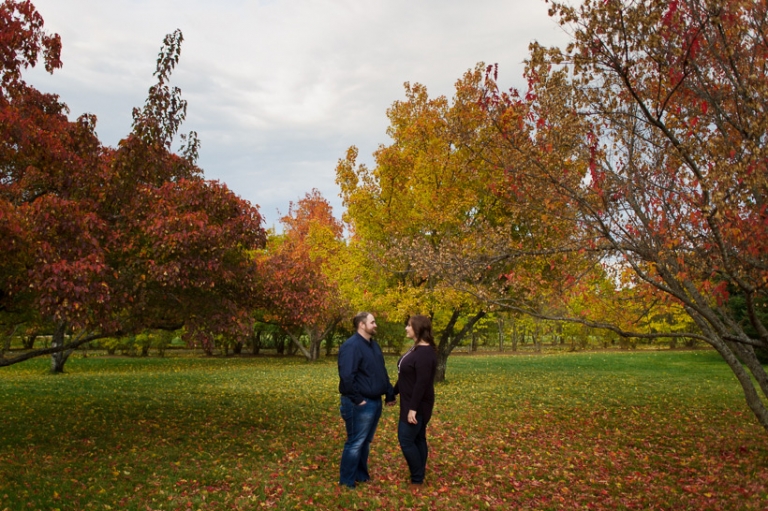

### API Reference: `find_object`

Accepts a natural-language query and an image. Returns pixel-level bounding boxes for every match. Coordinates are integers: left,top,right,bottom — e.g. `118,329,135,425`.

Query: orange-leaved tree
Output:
256,189,350,361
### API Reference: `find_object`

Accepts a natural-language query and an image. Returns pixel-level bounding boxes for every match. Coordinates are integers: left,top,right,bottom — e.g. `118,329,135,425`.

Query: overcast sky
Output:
26,0,569,228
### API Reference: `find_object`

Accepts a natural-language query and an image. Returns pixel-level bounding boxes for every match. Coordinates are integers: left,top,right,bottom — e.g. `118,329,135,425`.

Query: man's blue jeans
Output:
398,415,429,484
339,396,382,488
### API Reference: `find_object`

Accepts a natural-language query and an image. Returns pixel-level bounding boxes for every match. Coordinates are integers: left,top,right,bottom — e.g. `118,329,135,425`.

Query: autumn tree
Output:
445,0,768,430
0,1,266,370
256,189,349,361
0,0,105,369
336,67,564,381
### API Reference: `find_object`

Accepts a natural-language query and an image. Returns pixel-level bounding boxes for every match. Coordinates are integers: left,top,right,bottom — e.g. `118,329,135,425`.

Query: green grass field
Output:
1,350,766,510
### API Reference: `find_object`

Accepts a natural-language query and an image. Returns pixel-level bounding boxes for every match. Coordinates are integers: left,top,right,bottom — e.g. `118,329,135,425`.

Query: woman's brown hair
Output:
407,315,436,350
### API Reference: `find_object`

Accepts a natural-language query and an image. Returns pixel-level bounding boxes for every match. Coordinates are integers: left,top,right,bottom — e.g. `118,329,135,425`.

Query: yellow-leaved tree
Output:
335,66,581,381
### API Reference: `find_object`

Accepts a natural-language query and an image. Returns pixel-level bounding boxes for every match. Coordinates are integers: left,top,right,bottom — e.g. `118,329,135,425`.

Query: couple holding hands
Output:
337,312,437,490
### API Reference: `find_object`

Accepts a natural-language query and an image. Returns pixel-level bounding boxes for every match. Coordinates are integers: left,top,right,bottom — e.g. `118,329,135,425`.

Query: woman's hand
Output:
407,410,418,424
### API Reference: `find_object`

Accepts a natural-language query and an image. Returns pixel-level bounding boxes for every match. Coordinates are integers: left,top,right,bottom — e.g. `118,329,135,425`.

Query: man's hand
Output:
358,400,367,406
386,399,396,407
407,410,418,424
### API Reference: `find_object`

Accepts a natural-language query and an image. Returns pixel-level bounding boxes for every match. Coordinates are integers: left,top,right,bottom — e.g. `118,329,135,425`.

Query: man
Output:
337,312,395,488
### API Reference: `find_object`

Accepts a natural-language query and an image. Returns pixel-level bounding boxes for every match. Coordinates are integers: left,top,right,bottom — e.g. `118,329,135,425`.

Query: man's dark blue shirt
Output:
338,333,395,405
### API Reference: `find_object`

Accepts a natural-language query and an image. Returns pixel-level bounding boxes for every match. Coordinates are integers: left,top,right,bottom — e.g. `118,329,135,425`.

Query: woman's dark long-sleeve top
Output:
393,345,437,423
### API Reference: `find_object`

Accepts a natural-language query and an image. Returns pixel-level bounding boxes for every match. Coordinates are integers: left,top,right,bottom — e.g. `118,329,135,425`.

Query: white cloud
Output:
25,0,568,226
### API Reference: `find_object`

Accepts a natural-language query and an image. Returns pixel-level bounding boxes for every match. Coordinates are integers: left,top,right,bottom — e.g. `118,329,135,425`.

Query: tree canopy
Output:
0,0,266,370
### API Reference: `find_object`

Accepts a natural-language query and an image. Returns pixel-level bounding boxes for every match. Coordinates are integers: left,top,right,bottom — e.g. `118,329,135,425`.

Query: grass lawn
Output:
1,350,766,510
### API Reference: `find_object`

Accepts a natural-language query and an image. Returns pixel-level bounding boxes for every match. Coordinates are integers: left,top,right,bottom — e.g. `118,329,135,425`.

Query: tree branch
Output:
0,330,117,368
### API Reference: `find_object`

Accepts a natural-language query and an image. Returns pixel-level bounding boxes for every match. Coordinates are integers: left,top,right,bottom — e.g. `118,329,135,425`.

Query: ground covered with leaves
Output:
1,350,766,510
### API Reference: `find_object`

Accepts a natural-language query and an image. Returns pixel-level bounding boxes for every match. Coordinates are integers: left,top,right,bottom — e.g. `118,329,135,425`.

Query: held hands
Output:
359,399,398,407
407,410,418,424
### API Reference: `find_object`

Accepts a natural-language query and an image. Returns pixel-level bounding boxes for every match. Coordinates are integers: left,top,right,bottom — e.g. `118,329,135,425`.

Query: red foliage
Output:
256,190,347,360
0,1,266,363
477,0,768,430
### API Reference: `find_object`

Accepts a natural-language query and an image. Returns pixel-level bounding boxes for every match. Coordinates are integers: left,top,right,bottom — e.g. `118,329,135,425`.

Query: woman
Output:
394,314,438,488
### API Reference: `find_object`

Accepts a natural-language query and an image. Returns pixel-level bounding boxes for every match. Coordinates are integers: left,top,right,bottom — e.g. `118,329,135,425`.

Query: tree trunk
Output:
252,330,261,355
233,340,243,355
436,351,449,384
312,339,321,360
50,323,72,373
293,329,328,361
434,310,486,383
1,335,10,358
498,317,504,353
511,318,518,352
0,325,15,358
710,336,768,432
307,327,322,361
0,331,104,368
23,331,37,350
286,331,311,360
293,322,339,362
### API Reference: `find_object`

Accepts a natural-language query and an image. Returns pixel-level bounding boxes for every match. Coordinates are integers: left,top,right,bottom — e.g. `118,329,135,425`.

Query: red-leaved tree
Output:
0,1,266,370
413,0,768,430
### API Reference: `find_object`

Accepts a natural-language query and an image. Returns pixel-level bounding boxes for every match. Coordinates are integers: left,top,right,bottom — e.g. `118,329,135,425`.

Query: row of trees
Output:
0,0,360,370
93,297,690,359
1,0,766,432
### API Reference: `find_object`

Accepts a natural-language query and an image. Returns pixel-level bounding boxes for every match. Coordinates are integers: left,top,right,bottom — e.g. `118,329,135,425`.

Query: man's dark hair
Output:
352,312,372,330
